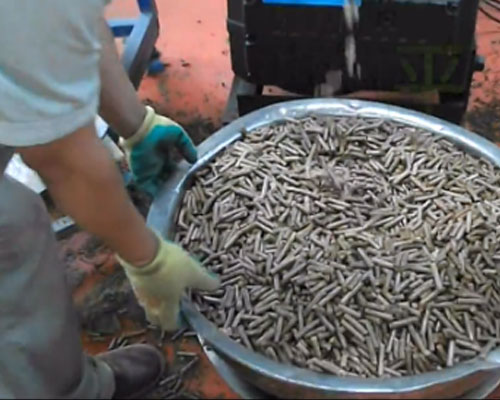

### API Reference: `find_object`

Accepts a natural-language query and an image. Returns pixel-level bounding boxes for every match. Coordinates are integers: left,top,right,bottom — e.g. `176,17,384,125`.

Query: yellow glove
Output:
117,233,220,331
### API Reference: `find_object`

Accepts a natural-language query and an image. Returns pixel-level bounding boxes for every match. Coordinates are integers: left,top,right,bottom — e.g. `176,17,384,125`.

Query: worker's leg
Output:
0,156,115,398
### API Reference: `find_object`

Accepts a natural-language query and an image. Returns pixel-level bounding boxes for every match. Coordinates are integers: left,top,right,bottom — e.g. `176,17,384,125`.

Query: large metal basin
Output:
147,99,500,399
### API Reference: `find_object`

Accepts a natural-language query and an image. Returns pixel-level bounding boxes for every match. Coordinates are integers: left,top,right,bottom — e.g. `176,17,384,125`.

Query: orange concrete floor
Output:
105,0,232,143
66,1,500,399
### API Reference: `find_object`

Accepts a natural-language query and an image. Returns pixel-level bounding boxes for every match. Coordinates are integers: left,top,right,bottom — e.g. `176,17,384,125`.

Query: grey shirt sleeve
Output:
0,0,107,147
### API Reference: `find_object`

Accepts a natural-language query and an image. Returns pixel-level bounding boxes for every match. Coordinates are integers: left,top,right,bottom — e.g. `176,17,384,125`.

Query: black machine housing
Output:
226,0,484,123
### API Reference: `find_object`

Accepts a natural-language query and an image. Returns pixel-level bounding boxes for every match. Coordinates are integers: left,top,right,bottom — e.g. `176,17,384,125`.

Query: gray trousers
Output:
0,146,115,399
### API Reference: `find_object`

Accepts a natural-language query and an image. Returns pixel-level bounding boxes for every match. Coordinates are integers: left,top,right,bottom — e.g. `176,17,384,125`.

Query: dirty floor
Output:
60,1,500,398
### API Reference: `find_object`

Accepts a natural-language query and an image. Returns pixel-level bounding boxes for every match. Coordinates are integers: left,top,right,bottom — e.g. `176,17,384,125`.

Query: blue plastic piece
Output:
262,0,361,6
123,171,134,187
106,0,158,88
148,59,165,75
108,19,135,37
108,0,154,39
138,0,154,13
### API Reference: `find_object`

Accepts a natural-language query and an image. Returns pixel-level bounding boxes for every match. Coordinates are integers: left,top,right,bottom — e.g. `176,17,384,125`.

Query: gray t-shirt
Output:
0,0,106,147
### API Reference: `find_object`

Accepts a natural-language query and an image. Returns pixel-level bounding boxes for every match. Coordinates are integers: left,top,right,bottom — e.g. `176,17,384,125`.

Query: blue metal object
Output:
262,0,361,6
138,0,155,13
108,19,135,37
106,0,159,88
148,58,165,75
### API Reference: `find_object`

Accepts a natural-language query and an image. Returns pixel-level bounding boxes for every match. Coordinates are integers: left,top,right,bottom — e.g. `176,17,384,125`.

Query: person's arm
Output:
96,18,198,197
97,17,146,139
18,120,219,331
9,5,217,331
18,123,157,266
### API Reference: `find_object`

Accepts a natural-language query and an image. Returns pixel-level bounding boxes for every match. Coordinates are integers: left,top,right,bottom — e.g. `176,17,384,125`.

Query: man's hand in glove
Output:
118,232,220,331
121,106,198,197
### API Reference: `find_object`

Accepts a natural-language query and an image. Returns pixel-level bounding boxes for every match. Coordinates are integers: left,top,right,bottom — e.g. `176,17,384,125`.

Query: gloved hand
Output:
121,106,198,197
117,232,220,331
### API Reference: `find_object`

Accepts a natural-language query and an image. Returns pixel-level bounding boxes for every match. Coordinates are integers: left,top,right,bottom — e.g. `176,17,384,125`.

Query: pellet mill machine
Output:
223,0,486,124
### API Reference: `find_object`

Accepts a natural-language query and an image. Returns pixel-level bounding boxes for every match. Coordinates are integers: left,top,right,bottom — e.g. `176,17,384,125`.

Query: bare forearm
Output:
18,124,157,266
98,17,146,139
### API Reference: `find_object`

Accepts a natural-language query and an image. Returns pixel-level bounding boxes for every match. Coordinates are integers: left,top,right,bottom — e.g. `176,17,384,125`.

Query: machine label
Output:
396,45,463,94
262,0,361,6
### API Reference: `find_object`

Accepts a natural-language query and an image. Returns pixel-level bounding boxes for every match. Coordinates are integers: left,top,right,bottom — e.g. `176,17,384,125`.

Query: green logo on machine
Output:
397,45,463,94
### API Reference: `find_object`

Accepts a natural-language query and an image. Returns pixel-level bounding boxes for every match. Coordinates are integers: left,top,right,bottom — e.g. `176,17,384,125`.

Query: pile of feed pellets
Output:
176,116,500,378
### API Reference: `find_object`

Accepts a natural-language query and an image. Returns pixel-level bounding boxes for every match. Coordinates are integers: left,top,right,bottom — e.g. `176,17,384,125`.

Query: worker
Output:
0,1,219,398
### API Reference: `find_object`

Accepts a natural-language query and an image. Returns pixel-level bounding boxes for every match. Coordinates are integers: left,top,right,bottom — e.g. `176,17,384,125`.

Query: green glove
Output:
122,106,198,196
118,232,220,331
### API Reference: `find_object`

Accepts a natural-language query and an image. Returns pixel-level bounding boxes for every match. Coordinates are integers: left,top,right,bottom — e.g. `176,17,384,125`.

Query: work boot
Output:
97,344,166,399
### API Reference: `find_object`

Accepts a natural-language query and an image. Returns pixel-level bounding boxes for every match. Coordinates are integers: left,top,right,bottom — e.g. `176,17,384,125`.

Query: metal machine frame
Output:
222,0,484,125
107,0,160,89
